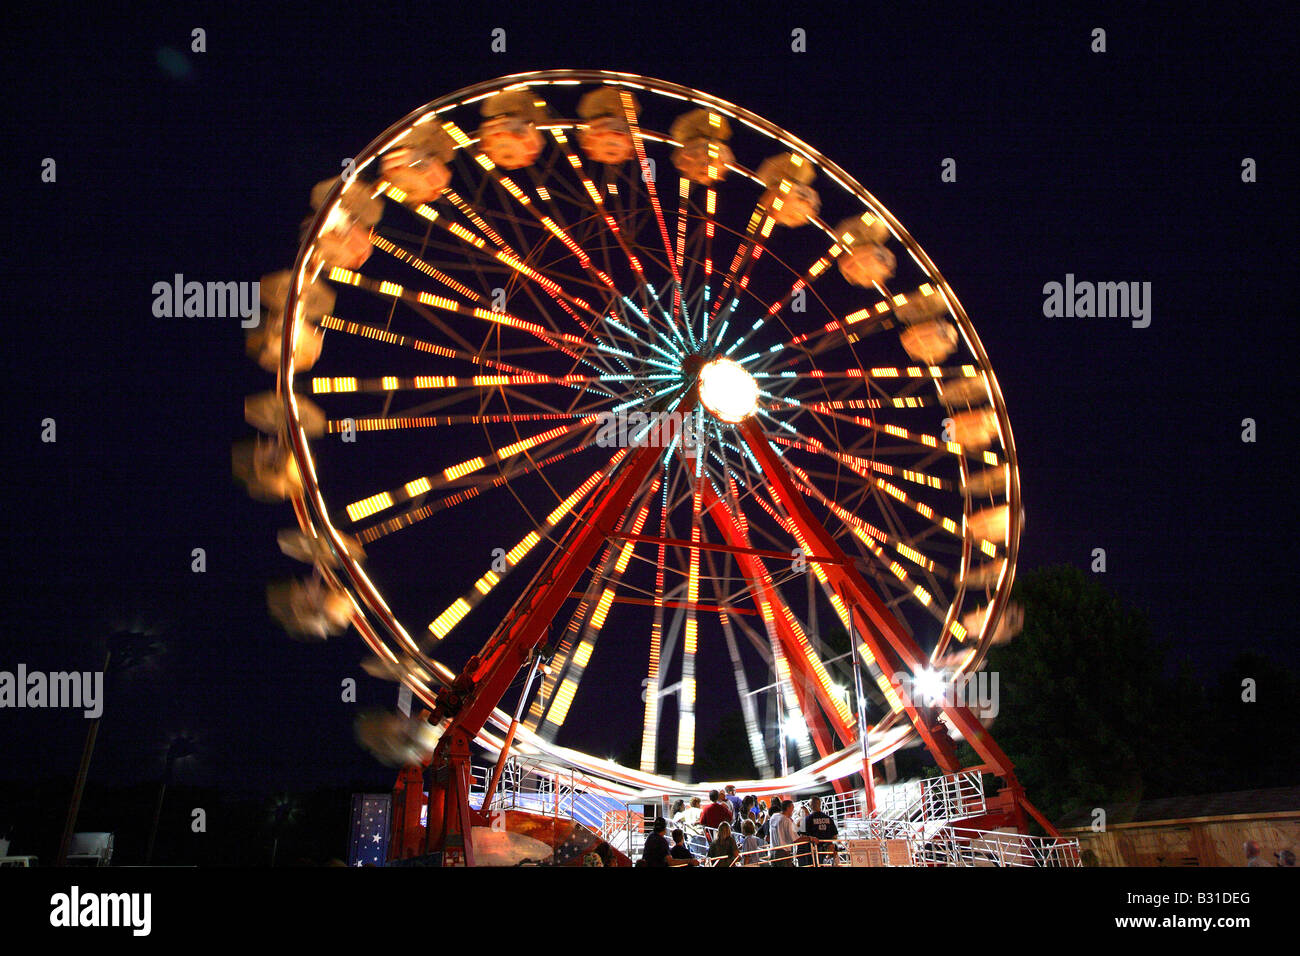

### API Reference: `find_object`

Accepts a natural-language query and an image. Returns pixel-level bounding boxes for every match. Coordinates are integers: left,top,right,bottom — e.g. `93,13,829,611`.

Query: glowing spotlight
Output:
912,668,948,706
784,714,807,741
698,357,759,423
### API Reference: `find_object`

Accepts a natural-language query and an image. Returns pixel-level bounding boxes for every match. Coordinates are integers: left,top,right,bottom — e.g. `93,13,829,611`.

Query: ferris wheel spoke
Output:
539,479,659,742
444,121,628,299
637,479,672,773
698,479,855,751
669,467,707,774
614,88,682,301
315,312,580,383
308,371,621,399
342,416,601,526
422,452,629,643
667,186,714,334
350,443,594,546
672,177,690,316
739,456,950,630
540,127,668,324
321,265,594,372
376,209,638,381
387,181,640,369
702,194,771,337
322,411,590,438
703,548,774,777
770,431,956,497
757,405,968,509
762,282,948,360
720,249,839,357
735,414,981,708
524,542,625,734
784,468,951,625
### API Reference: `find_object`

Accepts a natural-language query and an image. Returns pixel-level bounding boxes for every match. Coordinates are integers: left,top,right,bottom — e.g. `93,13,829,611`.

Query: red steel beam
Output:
439,439,669,751
607,531,846,567
737,417,1021,783
698,479,853,754
564,592,756,615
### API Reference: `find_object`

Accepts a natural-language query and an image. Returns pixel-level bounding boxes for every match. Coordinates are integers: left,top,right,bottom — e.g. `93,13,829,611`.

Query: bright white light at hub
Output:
698,358,759,423
784,715,807,741
912,668,948,706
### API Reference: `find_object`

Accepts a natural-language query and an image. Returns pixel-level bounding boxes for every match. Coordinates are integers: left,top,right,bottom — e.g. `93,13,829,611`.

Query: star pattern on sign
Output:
553,826,600,865
348,794,392,866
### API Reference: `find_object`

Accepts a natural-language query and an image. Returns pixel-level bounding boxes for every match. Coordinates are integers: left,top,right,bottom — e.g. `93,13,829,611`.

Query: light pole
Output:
743,677,791,777
145,733,198,864
837,585,877,814
57,629,162,865
267,794,301,866
482,652,550,813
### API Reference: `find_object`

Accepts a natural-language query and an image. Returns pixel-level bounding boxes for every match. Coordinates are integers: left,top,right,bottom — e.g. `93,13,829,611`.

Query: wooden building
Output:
1058,785,1300,866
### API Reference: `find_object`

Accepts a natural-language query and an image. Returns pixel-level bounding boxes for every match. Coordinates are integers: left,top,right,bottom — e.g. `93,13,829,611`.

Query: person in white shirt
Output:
683,796,703,826
739,818,762,865
670,799,689,826
769,799,798,866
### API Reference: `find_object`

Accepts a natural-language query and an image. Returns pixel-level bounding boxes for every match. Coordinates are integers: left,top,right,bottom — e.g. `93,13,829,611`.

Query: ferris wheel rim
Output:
273,69,1022,789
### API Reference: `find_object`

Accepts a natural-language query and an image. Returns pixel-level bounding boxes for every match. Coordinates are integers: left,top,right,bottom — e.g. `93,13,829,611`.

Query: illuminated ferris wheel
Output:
242,70,1028,849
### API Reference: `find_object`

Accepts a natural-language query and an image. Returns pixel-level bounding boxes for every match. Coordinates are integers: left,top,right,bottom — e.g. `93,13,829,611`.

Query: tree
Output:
956,566,1198,823
1205,652,1300,791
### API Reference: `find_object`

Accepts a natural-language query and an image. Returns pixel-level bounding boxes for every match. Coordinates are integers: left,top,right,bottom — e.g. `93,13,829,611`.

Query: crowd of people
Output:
638,786,840,867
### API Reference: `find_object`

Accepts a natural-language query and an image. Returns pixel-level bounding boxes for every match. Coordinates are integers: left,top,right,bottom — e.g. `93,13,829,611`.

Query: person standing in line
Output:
757,795,781,840
725,785,744,822
684,796,703,826
641,817,671,867
802,795,839,866
700,789,734,830
740,794,758,831
670,799,689,826
709,820,740,867
739,818,762,866
769,799,798,867
669,828,698,866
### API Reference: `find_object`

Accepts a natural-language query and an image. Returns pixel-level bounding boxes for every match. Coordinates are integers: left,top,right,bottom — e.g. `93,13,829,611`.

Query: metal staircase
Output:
826,771,1080,866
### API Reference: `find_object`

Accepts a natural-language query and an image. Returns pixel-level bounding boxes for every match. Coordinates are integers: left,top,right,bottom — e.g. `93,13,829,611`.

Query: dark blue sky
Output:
2,4,1295,794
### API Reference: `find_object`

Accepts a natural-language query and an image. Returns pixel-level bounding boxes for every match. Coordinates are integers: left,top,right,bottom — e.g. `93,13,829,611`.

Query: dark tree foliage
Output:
957,565,1298,825
1204,652,1300,792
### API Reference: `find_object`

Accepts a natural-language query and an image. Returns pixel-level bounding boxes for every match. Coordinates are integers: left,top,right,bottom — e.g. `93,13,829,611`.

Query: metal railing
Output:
910,826,1081,867
601,809,647,858
470,764,1079,867
471,759,590,826
879,770,986,825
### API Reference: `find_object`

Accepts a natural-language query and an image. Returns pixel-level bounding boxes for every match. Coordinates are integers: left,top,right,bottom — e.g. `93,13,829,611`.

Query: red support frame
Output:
421,437,671,860
409,407,1056,856
698,479,854,756
737,418,1055,835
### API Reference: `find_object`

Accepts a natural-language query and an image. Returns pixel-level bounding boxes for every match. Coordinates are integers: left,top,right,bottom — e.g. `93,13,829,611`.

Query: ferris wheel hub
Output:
698,357,760,423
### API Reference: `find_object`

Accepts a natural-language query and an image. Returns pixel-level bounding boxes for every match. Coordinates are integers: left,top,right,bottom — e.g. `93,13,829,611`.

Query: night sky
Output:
2,4,1295,803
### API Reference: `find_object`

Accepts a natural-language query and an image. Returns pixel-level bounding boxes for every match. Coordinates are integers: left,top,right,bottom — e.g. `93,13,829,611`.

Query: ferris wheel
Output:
242,70,1028,843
